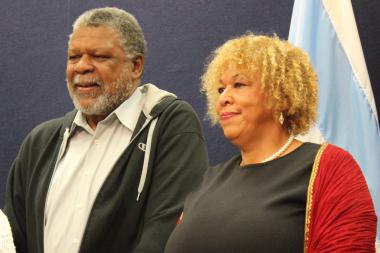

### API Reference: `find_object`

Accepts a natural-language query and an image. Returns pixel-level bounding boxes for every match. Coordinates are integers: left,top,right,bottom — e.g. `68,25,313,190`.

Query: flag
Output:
289,0,380,248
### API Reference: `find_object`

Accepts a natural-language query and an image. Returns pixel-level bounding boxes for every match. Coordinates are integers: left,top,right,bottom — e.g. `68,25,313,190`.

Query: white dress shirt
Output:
44,89,145,253
0,210,16,253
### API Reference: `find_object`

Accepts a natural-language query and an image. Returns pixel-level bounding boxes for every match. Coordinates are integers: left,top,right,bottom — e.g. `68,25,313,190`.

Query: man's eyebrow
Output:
68,47,113,54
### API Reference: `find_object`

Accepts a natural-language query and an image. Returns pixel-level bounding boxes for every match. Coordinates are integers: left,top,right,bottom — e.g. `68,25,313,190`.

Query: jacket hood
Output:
139,83,177,118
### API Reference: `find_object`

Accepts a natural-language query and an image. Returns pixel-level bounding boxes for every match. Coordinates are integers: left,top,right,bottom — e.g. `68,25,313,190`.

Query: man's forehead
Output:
71,25,117,39
68,25,122,50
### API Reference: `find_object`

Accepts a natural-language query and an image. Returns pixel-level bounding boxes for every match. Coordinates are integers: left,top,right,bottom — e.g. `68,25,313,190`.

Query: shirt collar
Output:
113,88,145,131
70,88,145,134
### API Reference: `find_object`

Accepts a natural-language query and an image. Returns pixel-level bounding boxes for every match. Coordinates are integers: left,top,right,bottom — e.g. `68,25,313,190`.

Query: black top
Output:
165,143,320,253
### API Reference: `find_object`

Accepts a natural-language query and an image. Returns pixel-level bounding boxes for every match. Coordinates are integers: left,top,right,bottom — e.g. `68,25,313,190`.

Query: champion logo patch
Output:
138,142,146,151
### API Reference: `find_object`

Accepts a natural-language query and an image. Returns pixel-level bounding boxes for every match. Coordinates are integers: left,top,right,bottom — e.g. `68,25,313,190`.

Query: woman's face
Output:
216,66,276,147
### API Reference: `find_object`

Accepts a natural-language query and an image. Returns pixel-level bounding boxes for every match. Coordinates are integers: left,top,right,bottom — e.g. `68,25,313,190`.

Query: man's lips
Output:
74,81,100,87
73,82,101,94
219,112,239,120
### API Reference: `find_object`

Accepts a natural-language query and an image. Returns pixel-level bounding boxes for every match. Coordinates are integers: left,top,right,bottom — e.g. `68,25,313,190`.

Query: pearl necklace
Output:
260,134,295,163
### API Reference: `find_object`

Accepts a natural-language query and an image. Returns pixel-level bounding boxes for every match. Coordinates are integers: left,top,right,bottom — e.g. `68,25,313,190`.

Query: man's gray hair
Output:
70,7,147,59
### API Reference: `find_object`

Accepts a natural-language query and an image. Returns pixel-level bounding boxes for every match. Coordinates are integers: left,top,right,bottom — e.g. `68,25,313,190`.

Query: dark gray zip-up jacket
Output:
5,84,208,253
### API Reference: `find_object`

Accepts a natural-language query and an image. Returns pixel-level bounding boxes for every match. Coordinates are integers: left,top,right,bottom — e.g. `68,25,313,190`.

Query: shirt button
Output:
94,139,100,145
84,171,90,176
73,238,79,244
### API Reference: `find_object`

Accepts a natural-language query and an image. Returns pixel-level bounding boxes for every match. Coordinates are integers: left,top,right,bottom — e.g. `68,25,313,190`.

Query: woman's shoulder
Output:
210,155,241,169
306,144,377,251
318,143,357,167
206,155,241,174
191,155,241,190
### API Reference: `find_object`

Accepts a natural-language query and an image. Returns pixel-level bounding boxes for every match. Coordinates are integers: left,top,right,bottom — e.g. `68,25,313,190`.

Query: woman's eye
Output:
217,87,225,94
233,82,245,88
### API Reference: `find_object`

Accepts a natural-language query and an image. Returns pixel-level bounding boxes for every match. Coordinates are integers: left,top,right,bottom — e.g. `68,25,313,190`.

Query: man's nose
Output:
74,55,94,74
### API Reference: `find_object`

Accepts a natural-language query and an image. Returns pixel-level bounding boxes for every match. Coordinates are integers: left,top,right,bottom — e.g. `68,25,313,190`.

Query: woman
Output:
0,210,16,253
165,34,377,252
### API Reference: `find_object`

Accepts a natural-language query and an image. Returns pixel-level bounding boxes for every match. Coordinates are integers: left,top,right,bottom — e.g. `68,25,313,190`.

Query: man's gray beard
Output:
68,70,134,116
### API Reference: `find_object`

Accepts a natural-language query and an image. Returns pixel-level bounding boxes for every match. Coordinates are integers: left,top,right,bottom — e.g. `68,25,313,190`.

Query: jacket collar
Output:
59,83,178,138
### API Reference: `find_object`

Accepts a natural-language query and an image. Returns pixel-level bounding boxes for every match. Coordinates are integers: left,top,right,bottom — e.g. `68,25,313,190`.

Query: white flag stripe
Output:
323,0,377,118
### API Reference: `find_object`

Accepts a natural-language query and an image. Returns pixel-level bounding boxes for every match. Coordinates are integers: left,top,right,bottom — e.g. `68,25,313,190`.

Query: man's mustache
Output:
72,75,103,86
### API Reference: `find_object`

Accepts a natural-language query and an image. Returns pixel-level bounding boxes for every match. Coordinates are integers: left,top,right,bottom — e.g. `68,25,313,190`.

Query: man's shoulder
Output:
142,84,195,116
158,98,203,132
161,98,197,115
25,110,76,144
138,95,205,143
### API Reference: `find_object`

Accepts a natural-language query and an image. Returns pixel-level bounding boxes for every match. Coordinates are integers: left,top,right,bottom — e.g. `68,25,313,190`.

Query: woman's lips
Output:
220,112,239,120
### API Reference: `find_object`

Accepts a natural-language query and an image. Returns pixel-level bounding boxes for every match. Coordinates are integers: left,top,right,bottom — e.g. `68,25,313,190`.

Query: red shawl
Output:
304,144,377,252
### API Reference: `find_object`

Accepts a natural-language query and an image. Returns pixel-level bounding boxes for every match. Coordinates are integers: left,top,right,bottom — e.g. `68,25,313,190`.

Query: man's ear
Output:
131,55,144,80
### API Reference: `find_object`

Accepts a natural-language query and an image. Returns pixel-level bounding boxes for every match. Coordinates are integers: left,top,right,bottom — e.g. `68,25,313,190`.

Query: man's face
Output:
66,25,138,116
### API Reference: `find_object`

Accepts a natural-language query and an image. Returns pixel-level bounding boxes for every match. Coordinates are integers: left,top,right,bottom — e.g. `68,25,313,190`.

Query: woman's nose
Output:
218,88,232,106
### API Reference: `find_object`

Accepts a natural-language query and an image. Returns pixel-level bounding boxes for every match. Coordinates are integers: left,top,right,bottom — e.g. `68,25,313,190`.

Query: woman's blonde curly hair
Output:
201,34,318,135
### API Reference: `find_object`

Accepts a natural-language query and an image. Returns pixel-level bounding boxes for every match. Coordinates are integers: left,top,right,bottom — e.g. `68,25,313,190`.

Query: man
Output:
0,210,16,253
4,7,208,253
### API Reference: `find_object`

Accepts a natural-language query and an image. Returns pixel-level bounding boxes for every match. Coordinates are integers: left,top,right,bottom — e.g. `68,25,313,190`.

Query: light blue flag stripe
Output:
289,0,380,244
